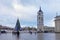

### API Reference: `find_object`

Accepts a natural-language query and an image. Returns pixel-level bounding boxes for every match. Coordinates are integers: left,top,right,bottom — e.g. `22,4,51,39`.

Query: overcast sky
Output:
0,0,60,28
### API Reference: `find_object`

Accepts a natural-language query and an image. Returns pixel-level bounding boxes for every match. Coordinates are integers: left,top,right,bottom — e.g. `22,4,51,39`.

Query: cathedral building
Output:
55,15,60,32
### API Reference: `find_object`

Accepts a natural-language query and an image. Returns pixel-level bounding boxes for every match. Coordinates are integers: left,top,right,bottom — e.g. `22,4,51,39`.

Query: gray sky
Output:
0,0,60,28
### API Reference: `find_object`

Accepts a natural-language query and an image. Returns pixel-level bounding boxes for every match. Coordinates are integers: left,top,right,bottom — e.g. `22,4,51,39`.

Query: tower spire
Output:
39,6,42,12
40,6,41,10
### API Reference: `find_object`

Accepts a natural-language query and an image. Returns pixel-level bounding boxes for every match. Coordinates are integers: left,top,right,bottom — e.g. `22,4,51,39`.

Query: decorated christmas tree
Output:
15,19,21,31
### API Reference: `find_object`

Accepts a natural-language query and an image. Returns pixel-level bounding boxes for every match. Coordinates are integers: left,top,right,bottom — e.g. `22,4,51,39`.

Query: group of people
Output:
29,30,37,34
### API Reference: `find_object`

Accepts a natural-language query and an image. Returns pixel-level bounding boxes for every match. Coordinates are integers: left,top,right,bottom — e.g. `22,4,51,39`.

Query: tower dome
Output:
39,7,43,12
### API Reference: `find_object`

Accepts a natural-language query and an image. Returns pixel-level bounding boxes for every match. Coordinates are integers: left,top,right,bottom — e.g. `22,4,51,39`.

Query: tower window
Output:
38,13,40,15
39,17,40,19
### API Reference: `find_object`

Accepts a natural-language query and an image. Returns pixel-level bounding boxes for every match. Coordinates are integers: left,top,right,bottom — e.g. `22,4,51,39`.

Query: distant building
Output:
0,25,13,30
37,7,44,31
55,16,60,32
44,26,55,32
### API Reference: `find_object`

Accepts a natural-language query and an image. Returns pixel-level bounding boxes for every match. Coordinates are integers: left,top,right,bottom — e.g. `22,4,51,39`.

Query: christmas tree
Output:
15,19,21,31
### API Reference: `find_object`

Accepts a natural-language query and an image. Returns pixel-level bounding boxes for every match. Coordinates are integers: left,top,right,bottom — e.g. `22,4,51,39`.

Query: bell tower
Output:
37,7,44,32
